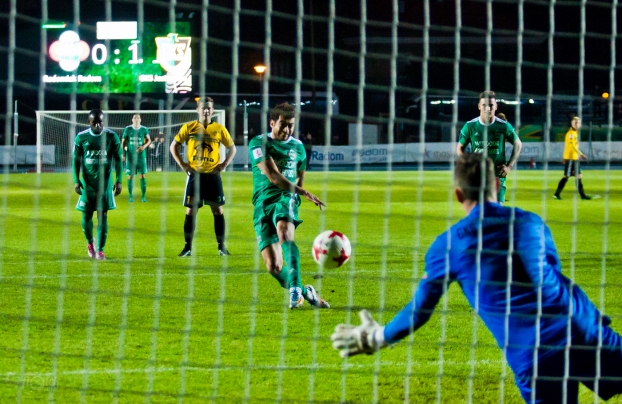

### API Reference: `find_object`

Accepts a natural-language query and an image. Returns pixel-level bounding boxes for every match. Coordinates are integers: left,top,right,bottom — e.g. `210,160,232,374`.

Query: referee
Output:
170,97,237,256
554,115,591,200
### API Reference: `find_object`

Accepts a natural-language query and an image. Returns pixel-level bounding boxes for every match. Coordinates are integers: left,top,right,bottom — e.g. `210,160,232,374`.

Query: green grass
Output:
0,169,621,403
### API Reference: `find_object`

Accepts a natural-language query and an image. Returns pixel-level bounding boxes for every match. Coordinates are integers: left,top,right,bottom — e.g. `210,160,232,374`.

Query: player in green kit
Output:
72,109,123,260
122,114,151,202
457,91,522,203
249,103,330,309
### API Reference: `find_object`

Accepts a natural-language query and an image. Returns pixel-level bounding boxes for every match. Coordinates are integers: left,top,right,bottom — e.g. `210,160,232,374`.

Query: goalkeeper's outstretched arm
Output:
332,240,449,357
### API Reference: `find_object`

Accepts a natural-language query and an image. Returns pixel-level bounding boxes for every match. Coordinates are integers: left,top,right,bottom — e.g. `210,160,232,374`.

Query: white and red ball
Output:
312,230,351,268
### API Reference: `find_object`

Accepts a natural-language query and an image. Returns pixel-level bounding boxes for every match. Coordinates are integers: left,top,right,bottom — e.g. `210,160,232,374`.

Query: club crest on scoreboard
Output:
154,33,192,94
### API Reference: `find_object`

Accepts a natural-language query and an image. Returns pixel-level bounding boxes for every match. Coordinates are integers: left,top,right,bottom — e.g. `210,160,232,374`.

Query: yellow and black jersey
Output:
174,120,234,173
563,128,581,161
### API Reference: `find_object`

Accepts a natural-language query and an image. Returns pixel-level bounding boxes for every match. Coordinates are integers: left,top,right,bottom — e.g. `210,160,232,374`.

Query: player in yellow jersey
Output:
553,116,591,200
170,97,237,256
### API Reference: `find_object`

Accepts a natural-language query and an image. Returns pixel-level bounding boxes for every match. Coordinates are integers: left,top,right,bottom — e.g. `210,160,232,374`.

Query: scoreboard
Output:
43,21,192,94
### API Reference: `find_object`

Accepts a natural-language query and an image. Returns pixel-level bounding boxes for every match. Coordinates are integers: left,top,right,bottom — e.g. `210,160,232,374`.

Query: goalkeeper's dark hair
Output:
454,153,496,201
479,91,496,100
270,102,296,121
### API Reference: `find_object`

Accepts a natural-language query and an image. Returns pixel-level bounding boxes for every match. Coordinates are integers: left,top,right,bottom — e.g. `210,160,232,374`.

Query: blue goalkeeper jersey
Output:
384,202,616,376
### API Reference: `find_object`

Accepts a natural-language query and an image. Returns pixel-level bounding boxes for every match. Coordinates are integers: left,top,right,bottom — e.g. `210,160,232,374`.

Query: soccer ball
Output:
312,230,352,268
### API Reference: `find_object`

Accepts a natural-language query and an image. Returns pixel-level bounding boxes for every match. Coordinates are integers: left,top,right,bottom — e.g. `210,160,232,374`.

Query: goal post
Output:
35,109,226,174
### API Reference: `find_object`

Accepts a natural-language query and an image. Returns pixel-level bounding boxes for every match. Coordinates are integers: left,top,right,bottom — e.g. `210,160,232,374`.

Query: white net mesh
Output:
1,0,621,403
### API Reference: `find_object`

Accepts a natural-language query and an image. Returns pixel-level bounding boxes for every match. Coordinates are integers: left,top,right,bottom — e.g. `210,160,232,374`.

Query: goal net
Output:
1,0,620,403
35,109,226,173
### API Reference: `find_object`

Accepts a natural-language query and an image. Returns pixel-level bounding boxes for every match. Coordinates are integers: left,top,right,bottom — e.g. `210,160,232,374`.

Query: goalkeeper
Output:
332,153,622,403
72,109,123,260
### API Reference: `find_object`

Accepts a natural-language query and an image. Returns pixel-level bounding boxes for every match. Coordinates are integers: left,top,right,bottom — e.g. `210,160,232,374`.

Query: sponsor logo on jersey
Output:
252,148,263,159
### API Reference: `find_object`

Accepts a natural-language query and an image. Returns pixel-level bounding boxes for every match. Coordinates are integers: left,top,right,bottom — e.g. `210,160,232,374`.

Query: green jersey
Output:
249,134,307,205
122,125,150,158
72,128,122,192
459,116,518,168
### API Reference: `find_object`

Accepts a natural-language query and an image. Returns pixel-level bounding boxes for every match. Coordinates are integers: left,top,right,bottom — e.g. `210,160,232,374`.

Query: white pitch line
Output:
0,359,505,379
0,268,416,281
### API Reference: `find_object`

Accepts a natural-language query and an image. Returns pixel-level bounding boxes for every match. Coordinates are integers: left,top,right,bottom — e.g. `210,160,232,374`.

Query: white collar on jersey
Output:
89,128,104,136
478,117,496,126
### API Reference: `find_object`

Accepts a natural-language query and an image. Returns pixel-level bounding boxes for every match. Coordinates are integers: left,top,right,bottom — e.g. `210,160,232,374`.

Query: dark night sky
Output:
1,0,620,142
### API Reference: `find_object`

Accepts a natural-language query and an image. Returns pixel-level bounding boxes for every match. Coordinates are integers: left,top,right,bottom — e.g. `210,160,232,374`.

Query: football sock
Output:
271,264,289,289
128,178,134,198
578,179,587,197
282,241,305,295
97,212,108,252
140,177,147,198
81,211,94,243
214,214,226,245
183,214,195,249
555,177,568,196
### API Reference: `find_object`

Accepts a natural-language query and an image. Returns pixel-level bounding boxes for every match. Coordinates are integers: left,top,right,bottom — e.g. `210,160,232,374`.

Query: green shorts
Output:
76,188,117,212
253,194,302,251
497,176,507,203
125,156,148,176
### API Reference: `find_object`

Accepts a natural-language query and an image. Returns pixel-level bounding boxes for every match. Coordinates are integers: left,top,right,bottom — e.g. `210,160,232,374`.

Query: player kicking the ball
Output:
249,103,329,309
72,109,123,260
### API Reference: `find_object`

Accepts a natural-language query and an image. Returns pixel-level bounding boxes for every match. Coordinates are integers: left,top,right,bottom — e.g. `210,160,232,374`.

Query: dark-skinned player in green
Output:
122,113,151,202
72,109,123,260
249,102,330,309
457,91,522,203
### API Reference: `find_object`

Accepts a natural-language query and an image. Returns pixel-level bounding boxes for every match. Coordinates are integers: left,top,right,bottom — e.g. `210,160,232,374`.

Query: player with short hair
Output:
170,97,237,257
554,116,591,200
122,114,151,202
457,91,522,203
249,102,329,309
331,153,622,403
72,109,123,260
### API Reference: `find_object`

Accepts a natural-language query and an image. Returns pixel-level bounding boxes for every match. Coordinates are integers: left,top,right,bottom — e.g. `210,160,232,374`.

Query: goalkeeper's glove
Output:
331,310,388,358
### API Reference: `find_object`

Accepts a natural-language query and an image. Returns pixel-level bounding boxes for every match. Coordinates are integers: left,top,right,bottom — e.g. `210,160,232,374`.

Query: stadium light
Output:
254,64,267,100
602,92,610,99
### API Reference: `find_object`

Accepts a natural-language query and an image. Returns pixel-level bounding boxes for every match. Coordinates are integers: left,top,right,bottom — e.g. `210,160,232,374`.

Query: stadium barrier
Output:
0,146,55,165
7,142,621,169
231,141,622,166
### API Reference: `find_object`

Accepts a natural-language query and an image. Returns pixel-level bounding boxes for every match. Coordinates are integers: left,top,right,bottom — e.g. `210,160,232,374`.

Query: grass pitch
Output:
0,168,621,403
